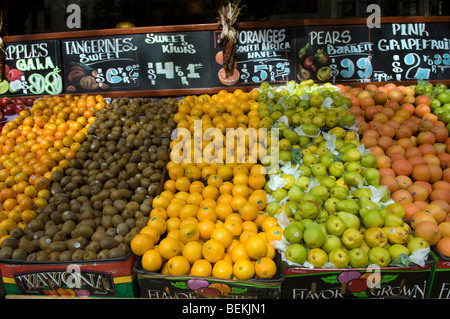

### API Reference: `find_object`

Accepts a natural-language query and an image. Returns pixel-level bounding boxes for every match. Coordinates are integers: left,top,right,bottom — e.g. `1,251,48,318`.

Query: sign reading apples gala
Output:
2,40,63,96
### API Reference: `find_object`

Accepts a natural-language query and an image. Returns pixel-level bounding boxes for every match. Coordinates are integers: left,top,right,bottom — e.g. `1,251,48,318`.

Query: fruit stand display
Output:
0,15,450,300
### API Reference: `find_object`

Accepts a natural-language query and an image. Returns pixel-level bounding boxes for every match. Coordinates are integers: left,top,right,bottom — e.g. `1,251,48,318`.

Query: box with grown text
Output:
0,252,137,298
282,257,436,299
428,250,450,299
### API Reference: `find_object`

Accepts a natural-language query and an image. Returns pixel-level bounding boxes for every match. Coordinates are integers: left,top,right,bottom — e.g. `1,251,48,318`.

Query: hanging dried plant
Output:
217,0,243,76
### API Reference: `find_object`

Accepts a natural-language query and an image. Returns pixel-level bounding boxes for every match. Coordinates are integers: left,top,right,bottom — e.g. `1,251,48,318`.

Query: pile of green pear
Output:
257,80,357,135
258,82,431,269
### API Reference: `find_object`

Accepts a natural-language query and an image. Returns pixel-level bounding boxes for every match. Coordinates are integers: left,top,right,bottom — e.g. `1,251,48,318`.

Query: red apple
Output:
14,103,28,115
24,97,35,106
4,103,15,116
13,97,25,105
0,97,12,109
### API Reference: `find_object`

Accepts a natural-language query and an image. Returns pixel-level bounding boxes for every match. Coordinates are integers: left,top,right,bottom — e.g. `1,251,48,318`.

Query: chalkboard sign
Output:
1,18,449,98
61,35,142,93
294,25,373,83
371,22,450,82
212,28,294,87
140,31,213,89
2,40,63,96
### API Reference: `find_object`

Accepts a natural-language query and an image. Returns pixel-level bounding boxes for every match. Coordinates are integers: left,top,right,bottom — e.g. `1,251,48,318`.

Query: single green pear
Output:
338,211,361,229
336,198,360,215
303,222,326,249
362,209,385,228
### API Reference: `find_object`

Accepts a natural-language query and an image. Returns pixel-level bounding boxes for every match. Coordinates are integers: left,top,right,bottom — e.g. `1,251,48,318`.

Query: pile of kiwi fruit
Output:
0,97,178,262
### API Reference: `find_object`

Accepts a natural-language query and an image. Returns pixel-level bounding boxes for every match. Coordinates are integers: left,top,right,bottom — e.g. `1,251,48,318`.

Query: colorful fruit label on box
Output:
137,276,281,299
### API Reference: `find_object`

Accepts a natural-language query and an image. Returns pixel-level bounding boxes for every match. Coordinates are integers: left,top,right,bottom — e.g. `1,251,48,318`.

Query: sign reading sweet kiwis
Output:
61,35,142,93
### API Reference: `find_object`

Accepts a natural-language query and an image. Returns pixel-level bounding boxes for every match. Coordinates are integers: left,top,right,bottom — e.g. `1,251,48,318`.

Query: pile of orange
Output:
0,94,101,241
340,82,450,257
132,89,281,280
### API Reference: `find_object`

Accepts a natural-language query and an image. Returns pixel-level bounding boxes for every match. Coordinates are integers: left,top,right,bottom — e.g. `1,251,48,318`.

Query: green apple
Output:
344,161,363,173
324,197,340,214
336,198,360,215
272,188,288,201
288,184,304,202
360,153,377,168
311,163,327,177
329,185,349,200
303,222,326,249
388,244,410,262
326,214,347,236
362,210,385,228
319,176,336,189
265,201,279,217
384,214,404,227
322,234,343,254
338,212,360,230
281,174,296,189
344,171,365,188
407,237,430,253
368,246,391,267
352,188,373,199
279,150,293,163
348,248,369,268
283,130,300,145
295,176,310,191
298,200,321,219
302,153,318,166
364,227,388,248
285,243,308,265
310,185,330,202
328,161,345,178
362,168,380,186
307,248,328,268
341,148,361,162
329,248,350,268
342,228,364,249
284,222,305,244
301,123,319,136
316,209,329,223
276,204,293,218
319,153,334,168
309,96,324,108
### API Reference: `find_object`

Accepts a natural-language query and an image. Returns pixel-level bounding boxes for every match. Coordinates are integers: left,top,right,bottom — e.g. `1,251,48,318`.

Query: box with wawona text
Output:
0,252,137,298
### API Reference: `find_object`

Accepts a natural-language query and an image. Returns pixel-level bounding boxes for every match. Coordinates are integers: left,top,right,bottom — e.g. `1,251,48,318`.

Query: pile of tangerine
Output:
0,94,102,241
131,89,283,280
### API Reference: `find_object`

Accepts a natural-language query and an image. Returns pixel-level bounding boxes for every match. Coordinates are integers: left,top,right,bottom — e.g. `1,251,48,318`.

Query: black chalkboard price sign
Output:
371,22,450,82
212,28,294,87
61,35,142,93
140,31,213,90
2,40,63,96
294,25,373,84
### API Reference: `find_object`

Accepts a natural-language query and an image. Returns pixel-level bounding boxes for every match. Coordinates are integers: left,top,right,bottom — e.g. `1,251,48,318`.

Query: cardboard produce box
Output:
0,252,137,298
428,250,450,299
133,254,284,299
282,257,436,299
